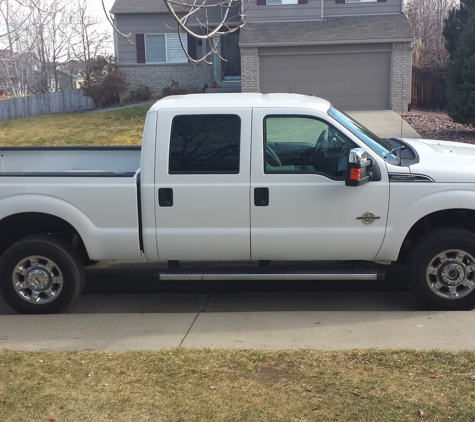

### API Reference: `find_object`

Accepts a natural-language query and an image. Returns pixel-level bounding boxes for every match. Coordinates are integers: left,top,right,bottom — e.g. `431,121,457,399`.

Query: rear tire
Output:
0,235,85,314
407,228,475,310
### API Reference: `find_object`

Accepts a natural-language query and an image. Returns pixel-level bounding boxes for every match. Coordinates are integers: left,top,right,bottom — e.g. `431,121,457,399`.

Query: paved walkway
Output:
1,290,474,351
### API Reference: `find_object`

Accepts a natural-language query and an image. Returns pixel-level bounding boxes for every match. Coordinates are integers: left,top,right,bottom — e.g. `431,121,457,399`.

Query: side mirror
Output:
345,148,372,187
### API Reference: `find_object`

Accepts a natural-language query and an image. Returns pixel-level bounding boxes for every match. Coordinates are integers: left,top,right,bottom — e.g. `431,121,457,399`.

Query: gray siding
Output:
246,0,401,21
246,1,322,21
325,0,401,16
115,14,181,65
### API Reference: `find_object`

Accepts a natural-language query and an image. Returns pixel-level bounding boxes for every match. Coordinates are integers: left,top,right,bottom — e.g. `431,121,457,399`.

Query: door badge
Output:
357,212,381,225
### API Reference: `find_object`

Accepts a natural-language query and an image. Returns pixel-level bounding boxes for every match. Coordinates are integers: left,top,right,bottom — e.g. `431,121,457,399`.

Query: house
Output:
56,61,86,91
110,0,414,110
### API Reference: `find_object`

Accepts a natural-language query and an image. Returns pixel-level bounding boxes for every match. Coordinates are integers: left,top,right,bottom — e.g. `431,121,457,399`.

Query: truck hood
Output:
402,138,475,183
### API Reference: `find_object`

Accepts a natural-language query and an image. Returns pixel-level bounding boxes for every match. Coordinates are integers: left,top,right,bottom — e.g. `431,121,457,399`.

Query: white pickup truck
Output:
1,93,475,314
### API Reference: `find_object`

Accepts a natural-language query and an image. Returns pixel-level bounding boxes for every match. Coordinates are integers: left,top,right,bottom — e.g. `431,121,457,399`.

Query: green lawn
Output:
0,105,150,147
1,349,475,421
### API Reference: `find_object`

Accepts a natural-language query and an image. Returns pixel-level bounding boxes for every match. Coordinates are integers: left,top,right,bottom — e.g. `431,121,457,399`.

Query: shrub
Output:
162,78,192,96
81,56,128,108
123,85,153,104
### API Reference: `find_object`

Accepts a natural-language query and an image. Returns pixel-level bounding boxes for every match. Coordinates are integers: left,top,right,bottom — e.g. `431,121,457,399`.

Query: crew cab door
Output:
154,109,252,260
250,109,390,260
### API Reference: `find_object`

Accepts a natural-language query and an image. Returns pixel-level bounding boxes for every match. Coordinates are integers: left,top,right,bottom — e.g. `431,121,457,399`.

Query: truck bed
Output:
0,146,143,261
0,146,141,175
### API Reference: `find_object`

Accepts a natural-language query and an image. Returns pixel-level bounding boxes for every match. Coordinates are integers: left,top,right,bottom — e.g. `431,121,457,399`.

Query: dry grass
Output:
1,349,475,421
0,106,150,147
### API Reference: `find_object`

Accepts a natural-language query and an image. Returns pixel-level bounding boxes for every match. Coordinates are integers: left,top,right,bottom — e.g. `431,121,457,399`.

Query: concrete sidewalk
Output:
1,291,474,351
347,110,421,139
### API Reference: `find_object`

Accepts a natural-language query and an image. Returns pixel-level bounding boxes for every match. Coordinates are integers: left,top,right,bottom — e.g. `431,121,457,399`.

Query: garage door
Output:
259,51,391,110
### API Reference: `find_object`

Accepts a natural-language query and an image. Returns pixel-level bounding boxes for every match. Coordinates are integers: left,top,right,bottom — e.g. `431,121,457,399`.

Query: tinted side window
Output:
169,115,240,174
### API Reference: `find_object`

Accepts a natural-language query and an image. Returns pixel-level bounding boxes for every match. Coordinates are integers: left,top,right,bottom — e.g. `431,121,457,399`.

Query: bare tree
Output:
406,0,457,68
71,0,111,81
25,0,75,93
0,0,112,96
0,0,35,97
101,0,246,64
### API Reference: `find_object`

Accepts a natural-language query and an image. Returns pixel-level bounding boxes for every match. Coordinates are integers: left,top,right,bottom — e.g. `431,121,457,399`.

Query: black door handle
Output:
254,187,269,207
159,188,173,207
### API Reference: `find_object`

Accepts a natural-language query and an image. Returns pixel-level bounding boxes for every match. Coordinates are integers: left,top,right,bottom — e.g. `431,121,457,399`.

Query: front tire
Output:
407,228,475,310
0,235,85,314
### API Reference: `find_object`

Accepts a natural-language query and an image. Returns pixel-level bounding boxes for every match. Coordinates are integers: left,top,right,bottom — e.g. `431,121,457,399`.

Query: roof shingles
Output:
239,14,414,45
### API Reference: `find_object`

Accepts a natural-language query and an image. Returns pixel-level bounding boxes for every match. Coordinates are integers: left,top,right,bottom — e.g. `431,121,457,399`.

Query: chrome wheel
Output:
12,255,63,304
426,249,475,300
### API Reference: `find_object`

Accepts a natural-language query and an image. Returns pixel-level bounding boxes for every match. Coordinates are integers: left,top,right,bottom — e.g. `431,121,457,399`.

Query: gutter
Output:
239,38,415,48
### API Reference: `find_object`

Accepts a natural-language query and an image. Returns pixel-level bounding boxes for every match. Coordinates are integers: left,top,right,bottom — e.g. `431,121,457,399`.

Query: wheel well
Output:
398,209,475,263
0,212,90,262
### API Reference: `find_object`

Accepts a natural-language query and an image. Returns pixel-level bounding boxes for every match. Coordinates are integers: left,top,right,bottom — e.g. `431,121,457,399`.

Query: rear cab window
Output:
169,114,241,174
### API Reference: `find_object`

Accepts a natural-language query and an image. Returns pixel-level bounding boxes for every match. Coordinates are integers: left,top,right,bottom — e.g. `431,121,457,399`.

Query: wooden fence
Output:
0,89,95,121
411,66,447,111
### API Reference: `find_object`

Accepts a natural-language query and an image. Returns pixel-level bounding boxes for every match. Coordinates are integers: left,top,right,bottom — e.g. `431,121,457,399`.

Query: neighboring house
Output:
111,0,414,110
56,61,86,91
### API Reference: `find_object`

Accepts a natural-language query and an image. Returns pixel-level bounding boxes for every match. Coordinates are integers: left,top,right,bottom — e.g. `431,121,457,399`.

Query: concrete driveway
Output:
1,261,474,352
347,110,421,139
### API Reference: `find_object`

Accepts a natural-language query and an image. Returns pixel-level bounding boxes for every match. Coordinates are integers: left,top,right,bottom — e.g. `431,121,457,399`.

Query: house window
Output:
169,115,241,174
267,0,298,4
257,0,307,5
145,34,188,63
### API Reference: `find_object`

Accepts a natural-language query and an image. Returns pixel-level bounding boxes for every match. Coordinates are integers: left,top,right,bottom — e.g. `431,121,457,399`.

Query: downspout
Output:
321,0,324,18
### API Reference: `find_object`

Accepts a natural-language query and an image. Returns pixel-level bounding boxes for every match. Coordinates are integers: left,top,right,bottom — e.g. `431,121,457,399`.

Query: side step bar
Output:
159,268,386,281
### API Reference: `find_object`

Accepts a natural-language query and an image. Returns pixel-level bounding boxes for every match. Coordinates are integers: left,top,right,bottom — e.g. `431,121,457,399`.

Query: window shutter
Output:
187,33,197,60
377,0,387,2
335,0,345,3
136,34,145,63
257,0,266,5
298,0,308,3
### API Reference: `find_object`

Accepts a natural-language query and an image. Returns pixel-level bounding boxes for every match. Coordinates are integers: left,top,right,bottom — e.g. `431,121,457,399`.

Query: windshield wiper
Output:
389,145,406,158
385,145,406,165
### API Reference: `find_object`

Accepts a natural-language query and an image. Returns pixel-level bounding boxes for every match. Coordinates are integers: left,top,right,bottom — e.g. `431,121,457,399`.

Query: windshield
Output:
328,107,392,159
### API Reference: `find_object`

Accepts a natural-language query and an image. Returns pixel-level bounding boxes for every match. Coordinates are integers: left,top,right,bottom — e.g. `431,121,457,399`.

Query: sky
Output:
91,0,115,30
90,0,116,52
91,0,115,20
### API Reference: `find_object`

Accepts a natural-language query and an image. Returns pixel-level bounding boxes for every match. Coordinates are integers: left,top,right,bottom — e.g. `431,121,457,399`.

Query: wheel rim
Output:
12,255,63,304
426,249,475,300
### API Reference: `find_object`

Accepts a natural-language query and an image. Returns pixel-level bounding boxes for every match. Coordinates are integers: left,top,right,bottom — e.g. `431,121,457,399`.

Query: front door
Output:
155,108,252,261
250,109,390,261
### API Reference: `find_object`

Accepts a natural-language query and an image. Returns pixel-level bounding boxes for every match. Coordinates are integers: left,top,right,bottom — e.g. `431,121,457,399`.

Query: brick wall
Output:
241,47,259,92
391,42,413,112
119,63,206,97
